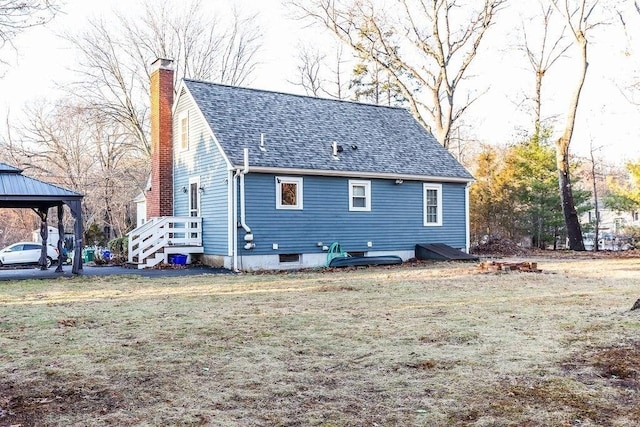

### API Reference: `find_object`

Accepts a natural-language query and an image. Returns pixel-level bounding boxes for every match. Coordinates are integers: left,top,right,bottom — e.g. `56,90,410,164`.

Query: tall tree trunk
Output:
557,156,584,250
555,29,587,251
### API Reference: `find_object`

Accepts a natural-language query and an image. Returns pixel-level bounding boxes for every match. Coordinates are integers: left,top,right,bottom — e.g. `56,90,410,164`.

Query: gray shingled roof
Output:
184,80,473,181
0,162,83,208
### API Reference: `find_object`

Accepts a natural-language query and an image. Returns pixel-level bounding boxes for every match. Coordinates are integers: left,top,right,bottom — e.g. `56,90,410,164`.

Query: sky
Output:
1,0,639,165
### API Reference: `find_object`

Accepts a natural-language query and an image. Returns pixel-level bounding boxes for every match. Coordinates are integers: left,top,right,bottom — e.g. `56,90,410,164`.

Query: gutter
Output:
244,166,474,183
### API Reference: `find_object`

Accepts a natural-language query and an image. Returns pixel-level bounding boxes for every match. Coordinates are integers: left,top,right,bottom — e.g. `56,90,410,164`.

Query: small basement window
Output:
279,254,301,263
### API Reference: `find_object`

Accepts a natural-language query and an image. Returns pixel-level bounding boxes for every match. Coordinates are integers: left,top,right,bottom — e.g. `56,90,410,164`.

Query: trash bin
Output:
83,248,95,262
102,250,111,261
171,254,187,265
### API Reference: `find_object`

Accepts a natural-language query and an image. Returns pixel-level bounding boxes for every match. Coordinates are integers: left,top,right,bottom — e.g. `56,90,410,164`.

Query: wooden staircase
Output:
127,217,203,269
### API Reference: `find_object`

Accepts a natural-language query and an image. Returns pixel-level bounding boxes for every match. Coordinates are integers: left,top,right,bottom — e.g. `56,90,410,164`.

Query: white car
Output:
0,242,60,269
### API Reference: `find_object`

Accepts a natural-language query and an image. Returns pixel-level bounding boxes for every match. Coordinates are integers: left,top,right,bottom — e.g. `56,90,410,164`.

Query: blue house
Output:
130,59,473,270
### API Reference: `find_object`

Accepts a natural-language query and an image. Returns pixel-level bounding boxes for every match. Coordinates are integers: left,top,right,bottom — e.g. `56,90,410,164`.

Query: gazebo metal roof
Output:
0,162,83,208
0,162,84,273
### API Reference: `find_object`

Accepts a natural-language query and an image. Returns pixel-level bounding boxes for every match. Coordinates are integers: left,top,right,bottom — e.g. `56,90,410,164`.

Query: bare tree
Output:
519,1,571,140
291,41,352,100
620,1,640,105
587,142,604,251
64,0,262,155
2,100,147,242
88,111,148,239
292,44,325,97
0,0,59,51
288,0,507,148
0,209,39,247
7,101,96,191
552,0,602,251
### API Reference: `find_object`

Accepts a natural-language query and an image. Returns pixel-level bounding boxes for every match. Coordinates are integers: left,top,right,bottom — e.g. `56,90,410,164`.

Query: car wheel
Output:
46,257,53,269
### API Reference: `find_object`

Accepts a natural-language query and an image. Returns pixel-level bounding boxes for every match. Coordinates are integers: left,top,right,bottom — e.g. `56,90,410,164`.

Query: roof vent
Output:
332,141,341,160
259,133,266,152
351,144,358,150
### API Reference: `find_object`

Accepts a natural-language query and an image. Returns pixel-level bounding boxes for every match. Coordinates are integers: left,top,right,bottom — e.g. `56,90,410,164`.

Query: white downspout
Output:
232,148,255,271
237,148,254,263
240,148,252,236
232,169,240,272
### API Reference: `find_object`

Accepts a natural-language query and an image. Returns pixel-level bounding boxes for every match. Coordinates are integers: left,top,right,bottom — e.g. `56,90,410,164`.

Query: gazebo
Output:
0,162,84,274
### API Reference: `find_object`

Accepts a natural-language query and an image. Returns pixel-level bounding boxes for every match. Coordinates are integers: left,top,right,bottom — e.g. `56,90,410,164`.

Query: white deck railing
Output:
127,217,202,268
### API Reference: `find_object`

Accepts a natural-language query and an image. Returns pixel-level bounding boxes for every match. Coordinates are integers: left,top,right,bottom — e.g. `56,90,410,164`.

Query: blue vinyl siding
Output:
173,92,229,255
239,173,467,255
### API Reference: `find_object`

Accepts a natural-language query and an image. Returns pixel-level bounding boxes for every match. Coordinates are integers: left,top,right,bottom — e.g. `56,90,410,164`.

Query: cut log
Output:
478,261,542,273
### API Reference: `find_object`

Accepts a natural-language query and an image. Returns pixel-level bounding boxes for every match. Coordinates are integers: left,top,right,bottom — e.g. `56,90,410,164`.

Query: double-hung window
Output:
349,180,371,211
423,183,442,226
276,177,303,209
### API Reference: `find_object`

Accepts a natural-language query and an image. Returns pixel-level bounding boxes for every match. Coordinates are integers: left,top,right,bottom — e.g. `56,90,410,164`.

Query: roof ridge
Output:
183,78,407,112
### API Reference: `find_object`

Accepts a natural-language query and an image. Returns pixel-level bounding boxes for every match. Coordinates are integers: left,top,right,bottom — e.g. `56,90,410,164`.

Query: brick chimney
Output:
147,58,174,218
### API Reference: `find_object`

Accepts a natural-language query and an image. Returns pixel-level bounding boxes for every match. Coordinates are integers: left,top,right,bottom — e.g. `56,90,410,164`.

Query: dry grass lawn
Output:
1,256,640,426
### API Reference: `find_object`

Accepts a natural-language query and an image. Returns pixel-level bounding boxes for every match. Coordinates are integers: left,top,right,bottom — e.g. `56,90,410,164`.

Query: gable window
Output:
349,180,371,211
276,177,303,209
423,183,442,226
179,111,189,150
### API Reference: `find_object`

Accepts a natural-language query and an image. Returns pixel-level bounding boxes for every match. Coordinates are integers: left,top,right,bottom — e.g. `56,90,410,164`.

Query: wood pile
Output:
478,261,541,273
470,237,527,256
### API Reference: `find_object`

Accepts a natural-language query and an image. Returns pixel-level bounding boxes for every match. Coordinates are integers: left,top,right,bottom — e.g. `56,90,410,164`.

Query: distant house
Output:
581,202,640,250
129,58,474,270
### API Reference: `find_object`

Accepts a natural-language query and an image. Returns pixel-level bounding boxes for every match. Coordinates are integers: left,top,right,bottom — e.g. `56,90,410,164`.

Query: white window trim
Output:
179,110,189,151
276,176,303,210
349,180,371,212
423,183,443,227
349,179,371,212
189,176,200,217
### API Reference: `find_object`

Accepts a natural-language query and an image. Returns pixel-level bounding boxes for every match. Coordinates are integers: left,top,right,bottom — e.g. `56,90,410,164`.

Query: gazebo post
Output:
36,207,49,270
66,200,84,274
55,204,65,273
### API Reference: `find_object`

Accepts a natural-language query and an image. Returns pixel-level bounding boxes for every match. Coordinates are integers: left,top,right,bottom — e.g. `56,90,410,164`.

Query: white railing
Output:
127,216,202,268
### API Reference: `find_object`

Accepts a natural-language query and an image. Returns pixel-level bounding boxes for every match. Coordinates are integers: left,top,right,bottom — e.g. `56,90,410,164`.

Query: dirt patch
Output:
447,342,640,425
563,340,640,386
0,381,124,426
